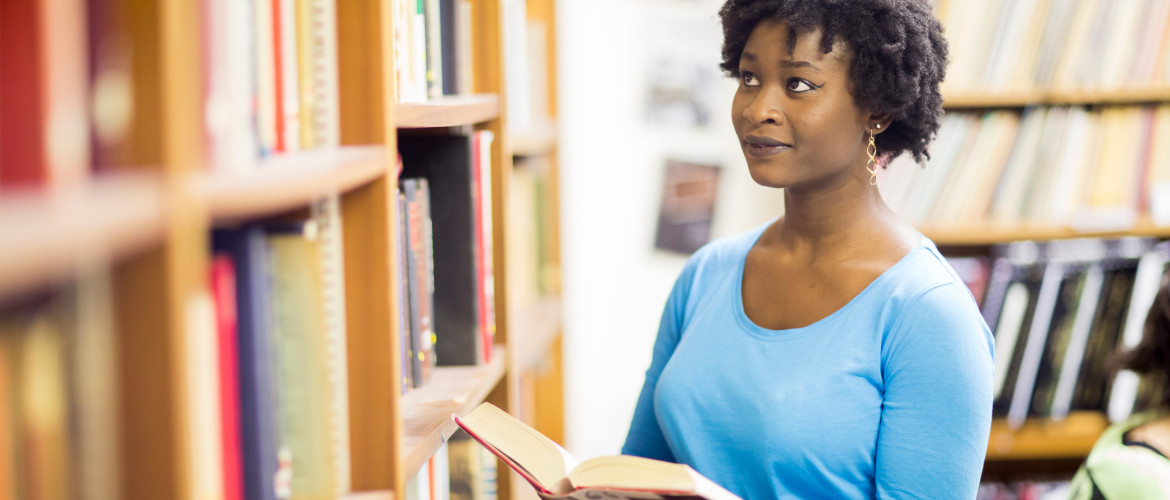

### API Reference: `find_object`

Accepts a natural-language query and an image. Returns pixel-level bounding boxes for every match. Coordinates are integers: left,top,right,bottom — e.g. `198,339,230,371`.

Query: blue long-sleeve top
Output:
622,222,994,499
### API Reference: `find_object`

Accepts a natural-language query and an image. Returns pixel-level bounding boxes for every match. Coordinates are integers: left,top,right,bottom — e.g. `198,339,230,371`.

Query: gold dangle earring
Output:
866,124,879,186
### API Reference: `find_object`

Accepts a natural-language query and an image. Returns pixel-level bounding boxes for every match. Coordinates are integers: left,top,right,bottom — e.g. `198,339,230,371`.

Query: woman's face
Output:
731,19,871,191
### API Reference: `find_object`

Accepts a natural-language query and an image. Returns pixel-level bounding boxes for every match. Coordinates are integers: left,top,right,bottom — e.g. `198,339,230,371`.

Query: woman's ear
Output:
869,113,893,135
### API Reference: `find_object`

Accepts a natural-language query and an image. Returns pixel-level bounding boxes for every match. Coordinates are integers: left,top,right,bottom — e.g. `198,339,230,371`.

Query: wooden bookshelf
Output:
400,345,508,479
923,216,1170,246
0,0,563,497
396,95,501,128
200,146,387,223
986,413,1109,461
944,87,1170,109
0,174,166,303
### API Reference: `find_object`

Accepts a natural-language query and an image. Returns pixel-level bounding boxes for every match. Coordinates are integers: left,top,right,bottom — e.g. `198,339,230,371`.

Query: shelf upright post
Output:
109,0,209,499
337,0,405,494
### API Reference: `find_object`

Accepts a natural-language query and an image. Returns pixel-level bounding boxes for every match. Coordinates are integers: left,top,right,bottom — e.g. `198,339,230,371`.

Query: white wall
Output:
556,0,785,460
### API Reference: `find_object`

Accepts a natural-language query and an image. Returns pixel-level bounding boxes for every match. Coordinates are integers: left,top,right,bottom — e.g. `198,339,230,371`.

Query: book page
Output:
568,455,696,492
456,403,580,490
566,456,741,500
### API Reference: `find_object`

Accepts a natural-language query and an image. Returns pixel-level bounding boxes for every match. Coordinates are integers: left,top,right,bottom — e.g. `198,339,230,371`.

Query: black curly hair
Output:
1114,277,1170,411
718,0,948,164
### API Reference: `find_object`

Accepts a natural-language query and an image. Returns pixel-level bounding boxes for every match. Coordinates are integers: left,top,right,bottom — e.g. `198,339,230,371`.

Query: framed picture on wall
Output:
654,159,720,255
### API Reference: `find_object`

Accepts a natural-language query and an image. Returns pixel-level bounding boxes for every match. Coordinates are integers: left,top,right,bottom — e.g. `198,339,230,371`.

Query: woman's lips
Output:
745,142,792,158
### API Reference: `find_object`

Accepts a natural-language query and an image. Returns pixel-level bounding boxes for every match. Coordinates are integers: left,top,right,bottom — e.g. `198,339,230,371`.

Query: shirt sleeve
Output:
620,258,699,462
876,282,995,499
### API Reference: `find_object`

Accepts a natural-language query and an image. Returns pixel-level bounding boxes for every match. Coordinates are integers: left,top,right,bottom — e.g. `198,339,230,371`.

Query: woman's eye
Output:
741,72,760,87
786,78,816,92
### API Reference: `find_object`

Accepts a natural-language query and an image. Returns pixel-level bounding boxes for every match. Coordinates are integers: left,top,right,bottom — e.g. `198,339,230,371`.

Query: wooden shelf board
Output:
986,412,1108,461
400,344,507,478
944,87,1170,108
511,123,557,157
341,491,394,500
200,146,387,224
512,296,562,373
0,174,166,303
396,94,500,128
923,216,1170,246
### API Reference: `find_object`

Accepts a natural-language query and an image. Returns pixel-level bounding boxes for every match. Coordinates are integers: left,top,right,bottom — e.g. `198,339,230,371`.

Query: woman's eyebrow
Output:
741,52,821,71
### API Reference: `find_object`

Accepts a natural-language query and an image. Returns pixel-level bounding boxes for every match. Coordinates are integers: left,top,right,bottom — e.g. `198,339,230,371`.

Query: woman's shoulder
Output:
873,236,973,303
682,221,771,271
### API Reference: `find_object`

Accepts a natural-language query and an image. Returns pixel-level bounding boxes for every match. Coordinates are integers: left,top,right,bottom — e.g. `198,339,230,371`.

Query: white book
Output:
308,0,341,147
993,282,1032,400
908,115,975,224
1098,0,1145,89
1049,262,1106,420
314,195,351,494
1008,261,1066,429
982,0,1037,91
1107,250,1168,422
989,108,1046,223
1130,0,1170,84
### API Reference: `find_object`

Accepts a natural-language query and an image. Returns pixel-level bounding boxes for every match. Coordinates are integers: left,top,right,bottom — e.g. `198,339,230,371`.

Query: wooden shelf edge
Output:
399,344,507,479
923,216,1170,246
396,94,501,129
0,174,167,303
944,87,1170,109
341,491,394,500
200,146,387,224
511,123,558,157
512,296,563,373
985,412,1108,461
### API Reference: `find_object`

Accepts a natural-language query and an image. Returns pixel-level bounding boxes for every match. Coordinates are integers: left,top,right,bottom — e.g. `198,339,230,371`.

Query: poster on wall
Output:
641,17,722,129
654,159,720,255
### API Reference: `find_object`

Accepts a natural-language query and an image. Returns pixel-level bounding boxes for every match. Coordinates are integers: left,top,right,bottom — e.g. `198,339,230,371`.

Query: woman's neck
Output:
1129,413,1170,458
772,178,897,252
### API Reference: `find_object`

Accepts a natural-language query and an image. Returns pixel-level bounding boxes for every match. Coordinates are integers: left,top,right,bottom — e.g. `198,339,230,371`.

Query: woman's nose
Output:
742,87,784,125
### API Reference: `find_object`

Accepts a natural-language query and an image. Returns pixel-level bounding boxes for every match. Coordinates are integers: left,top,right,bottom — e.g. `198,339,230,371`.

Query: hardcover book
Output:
453,403,742,500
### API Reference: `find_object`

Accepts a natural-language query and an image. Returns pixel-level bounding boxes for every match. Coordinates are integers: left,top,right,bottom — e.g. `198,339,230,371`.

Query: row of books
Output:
208,197,352,500
0,271,119,500
392,0,474,103
950,237,1169,430
0,197,353,500
935,0,1170,94
0,0,345,187
396,130,498,391
201,0,342,167
881,105,1170,230
404,430,498,500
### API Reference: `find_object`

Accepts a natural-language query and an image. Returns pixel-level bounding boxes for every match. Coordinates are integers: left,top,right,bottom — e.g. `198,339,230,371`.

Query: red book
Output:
0,0,47,187
472,131,496,363
210,255,244,500
270,0,285,153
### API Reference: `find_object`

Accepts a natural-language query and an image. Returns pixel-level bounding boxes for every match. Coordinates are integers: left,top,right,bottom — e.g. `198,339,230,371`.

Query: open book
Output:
452,403,742,500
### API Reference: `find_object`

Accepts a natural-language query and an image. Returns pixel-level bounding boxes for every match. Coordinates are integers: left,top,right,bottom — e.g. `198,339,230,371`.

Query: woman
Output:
1068,278,1170,498
621,1,994,498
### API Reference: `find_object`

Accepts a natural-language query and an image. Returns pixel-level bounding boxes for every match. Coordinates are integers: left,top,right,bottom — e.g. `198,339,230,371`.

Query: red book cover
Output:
0,0,47,187
270,0,285,153
211,254,244,500
473,131,495,363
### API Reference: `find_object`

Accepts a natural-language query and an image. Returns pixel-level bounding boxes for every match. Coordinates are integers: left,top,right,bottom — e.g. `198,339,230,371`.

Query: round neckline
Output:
733,228,927,341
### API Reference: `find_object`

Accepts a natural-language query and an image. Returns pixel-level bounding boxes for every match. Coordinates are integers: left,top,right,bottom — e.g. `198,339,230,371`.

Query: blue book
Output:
213,227,280,500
